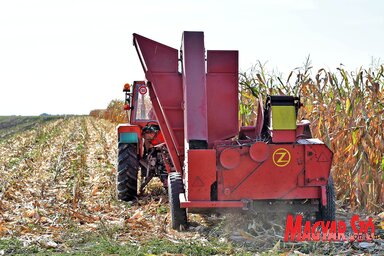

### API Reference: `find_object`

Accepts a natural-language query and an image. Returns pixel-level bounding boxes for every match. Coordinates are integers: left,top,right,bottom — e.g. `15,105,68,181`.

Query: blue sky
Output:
0,0,383,115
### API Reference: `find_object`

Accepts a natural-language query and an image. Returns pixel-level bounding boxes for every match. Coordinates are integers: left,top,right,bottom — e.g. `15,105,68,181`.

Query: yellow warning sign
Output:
272,148,291,167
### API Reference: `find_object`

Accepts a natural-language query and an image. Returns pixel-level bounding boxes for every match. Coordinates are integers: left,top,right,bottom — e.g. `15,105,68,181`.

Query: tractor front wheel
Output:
168,172,187,230
317,176,336,221
117,143,139,201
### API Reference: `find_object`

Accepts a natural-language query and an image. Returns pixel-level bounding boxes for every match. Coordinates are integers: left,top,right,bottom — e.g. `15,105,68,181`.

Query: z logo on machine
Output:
273,148,291,167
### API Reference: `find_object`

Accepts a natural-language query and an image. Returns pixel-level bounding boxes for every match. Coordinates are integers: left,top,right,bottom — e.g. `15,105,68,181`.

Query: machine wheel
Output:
168,172,187,230
317,176,336,221
117,143,139,201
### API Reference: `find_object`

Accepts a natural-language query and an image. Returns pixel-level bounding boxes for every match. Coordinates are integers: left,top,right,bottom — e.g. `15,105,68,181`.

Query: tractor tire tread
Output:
168,172,187,230
117,143,138,202
317,176,336,221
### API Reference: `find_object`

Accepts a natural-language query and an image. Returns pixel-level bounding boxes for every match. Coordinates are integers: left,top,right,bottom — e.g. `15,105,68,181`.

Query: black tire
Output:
117,143,139,201
317,176,336,221
168,172,187,230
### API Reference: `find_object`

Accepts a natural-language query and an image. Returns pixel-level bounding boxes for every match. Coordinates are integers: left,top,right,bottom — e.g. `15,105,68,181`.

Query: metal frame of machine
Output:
118,31,335,230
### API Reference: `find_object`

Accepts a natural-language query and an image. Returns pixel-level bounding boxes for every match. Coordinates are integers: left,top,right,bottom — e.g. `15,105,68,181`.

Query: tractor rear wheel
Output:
317,176,336,221
168,172,187,230
117,143,139,201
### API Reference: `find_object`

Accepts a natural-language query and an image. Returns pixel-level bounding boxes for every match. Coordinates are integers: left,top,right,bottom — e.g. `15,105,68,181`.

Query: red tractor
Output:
116,81,173,201
117,31,335,230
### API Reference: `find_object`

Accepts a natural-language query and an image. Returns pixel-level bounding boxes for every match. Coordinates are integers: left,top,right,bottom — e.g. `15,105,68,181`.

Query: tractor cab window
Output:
133,84,156,122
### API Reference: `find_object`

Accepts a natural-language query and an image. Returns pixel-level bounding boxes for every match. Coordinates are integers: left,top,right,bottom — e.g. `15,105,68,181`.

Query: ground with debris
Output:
0,116,382,255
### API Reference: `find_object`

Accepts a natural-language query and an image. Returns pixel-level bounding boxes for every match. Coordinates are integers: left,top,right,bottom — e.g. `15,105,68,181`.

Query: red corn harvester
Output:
117,31,335,230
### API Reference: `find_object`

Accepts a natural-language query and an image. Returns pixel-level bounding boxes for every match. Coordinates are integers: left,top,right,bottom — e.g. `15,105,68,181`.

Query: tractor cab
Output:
119,80,164,149
123,81,156,127
116,81,168,202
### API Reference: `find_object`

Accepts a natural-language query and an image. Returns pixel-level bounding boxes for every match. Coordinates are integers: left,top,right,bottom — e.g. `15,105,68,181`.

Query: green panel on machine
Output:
119,132,139,143
272,106,297,130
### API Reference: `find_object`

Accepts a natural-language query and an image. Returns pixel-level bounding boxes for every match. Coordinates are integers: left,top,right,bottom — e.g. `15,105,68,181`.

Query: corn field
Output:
1,65,382,253
89,99,128,124
0,116,198,253
239,59,384,212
